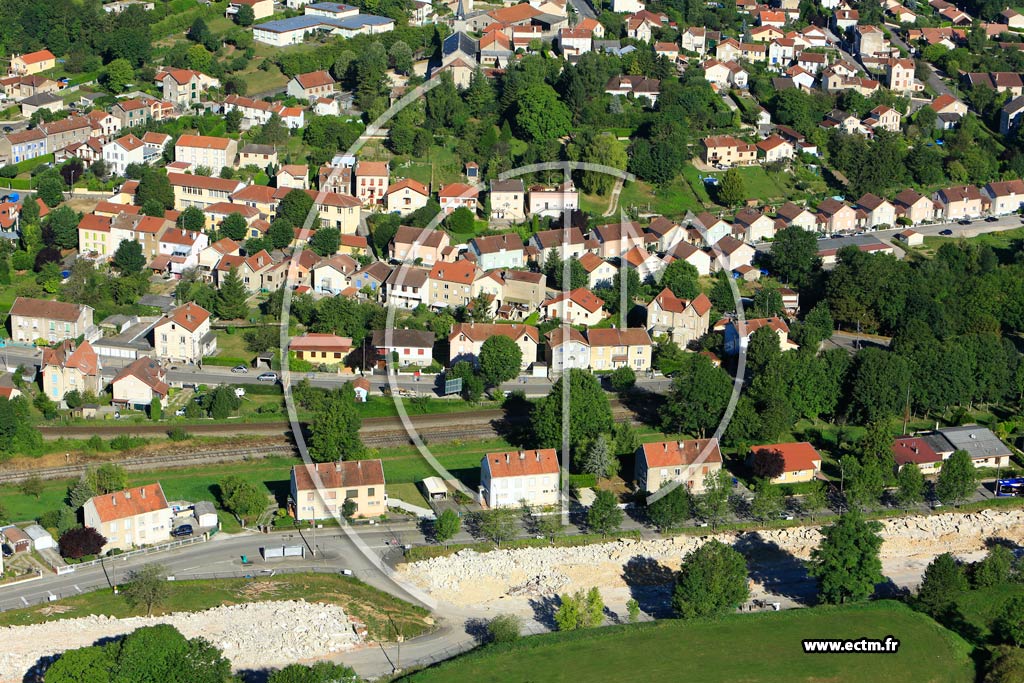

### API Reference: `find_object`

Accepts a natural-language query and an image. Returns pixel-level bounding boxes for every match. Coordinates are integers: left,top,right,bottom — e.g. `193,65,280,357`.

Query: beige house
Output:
479,449,559,508
816,198,857,234
578,252,618,289
489,179,526,222
77,213,113,259
354,160,389,206
541,288,606,326
774,202,818,231
42,341,102,403
227,0,274,20
215,251,274,294
290,460,386,520
733,208,776,243
9,298,94,344
646,289,712,347
756,135,794,164
528,183,579,218
169,173,245,210
426,259,477,309
277,164,309,190
748,442,822,484
153,302,215,363
289,333,353,365
389,225,450,265
385,178,430,215
985,179,1024,215
286,71,336,101
586,328,652,372
856,193,897,228
82,483,173,553
157,68,219,108
111,356,168,408
894,189,940,225
702,135,757,167
635,439,723,494
175,135,238,172
448,322,539,369
9,50,56,76
936,185,986,220
311,190,362,234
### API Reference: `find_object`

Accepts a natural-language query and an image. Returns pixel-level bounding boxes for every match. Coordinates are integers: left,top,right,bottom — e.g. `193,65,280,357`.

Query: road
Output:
886,29,955,99
567,0,596,20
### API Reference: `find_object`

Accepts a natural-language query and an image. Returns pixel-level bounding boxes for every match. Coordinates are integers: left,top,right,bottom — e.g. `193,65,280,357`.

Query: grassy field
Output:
0,572,432,640
580,176,704,218
950,583,1024,644
400,602,974,683
921,226,1024,254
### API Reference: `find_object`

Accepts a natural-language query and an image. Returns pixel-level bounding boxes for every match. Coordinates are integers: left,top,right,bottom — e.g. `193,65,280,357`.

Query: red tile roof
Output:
295,70,335,89
484,448,559,478
10,297,87,322
290,333,353,353
156,302,210,333
750,442,821,473
449,322,539,344
640,438,722,468
292,459,385,490
88,483,169,522
892,436,942,466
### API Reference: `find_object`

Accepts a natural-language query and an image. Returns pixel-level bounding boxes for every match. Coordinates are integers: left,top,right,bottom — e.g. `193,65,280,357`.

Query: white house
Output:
479,449,560,508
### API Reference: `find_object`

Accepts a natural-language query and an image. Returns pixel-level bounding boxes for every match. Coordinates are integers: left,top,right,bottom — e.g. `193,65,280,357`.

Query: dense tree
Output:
895,463,925,509
309,385,364,461
672,539,749,619
985,647,1024,683
268,218,295,250
974,545,1014,589
533,369,612,452
769,226,820,288
915,552,969,615
219,212,249,241
608,366,635,393
178,206,205,233
647,483,691,530
842,454,886,510
478,335,522,387
587,489,624,535
268,662,361,683
234,3,255,25
113,240,145,274
103,57,134,94
997,597,1024,646
58,526,106,559
807,511,883,604
567,130,627,195
749,478,784,524
581,434,617,480
47,206,81,250
693,469,733,530
135,168,175,211
746,325,781,376
515,84,572,142
660,354,732,438
309,227,340,257
555,588,604,630
433,508,460,546
219,475,267,524
717,168,745,207
67,477,96,510
751,448,785,480
278,189,316,228
122,563,170,617
36,174,66,207
87,463,127,495
215,267,250,320
486,614,521,644
205,386,241,419
936,449,977,506
477,507,518,545
659,259,701,300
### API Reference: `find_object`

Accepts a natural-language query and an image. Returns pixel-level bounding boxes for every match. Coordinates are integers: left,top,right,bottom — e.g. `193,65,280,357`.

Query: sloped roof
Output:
640,438,722,468
484,448,558,478
293,459,385,490
87,483,169,522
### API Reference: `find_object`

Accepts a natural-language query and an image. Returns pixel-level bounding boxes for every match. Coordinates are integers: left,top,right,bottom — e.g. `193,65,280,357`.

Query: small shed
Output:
1,526,31,554
895,228,923,247
421,477,449,501
22,523,55,551
351,376,370,402
255,352,274,370
193,501,219,528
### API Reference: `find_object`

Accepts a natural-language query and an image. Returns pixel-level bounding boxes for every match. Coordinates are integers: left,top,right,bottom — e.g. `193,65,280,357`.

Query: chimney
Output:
140,488,146,498
505,454,510,464
111,496,116,506
536,451,541,462
519,450,525,460
125,490,131,499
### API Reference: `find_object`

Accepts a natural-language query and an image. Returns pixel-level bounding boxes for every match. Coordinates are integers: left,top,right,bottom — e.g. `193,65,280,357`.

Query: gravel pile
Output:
401,509,1024,605
0,599,363,681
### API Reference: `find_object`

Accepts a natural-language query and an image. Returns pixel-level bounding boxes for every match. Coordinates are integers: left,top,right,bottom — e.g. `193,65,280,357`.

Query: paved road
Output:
567,0,596,20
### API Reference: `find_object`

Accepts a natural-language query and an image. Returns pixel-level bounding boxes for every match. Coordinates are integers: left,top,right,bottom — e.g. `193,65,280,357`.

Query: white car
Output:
234,387,246,398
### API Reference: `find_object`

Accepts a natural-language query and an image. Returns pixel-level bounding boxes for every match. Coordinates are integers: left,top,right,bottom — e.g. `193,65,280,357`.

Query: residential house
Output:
621,245,666,283
480,29,514,66
0,129,46,165
384,178,430,215
985,179,1024,215
102,134,147,176
426,259,477,309
479,449,559,508
277,164,309,190
312,253,359,293
748,442,822,483
711,235,755,272
894,188,941,225
545,327,590,374
722,316,796,354
733,208,776,242
153,302,216,363
528,226,587,263
541,288,606,325
863,105,901,133
350,261,391,294
756,134,795,164
1001,95,1024,135
578,252,618,289
215,250,274,294
174,135,238,172
309,189,361,234
157,228,209,277
8,50,57,76
448,322,539,368
82,483,172,552
109,213,172,261
290,460,386,520
37,116,92,157
169,173,245,210
936,185,986,220
528,182,579,218
226,0,275,19
690,212,732,244
77,213,113,259
489,179,526,222
289,333,353,365
389,225,450,265
932,425,1013,468
816,198,857,234
884,58,918,94
892,435,943,474
591,221,645,258
558,28,593,58
635,439,723,494
111,356,168,409
702,135,757,167
354,160,389,206
287,70,337,100
645,216,684,252
855,193,896,228
156,68,219,109
469,233,525,270
41,340,101,402
646,288,711,347
438,183,480,214
381,265,429,309
586,328,652,372
604,75,661,103
238,143,279,169
928,94,968,129
370,328,434,368
9,298,93,344
665,241,712,276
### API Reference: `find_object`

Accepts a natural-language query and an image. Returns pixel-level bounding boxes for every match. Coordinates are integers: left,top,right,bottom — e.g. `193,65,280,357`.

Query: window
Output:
346,489,358,499
367,488,375,496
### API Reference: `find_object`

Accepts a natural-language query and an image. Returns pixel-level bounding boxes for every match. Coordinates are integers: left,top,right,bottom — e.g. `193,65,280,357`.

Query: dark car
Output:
2,126,12,133
939,229,953,235
985,216,998,222
171,524,193,538
957,219,972,225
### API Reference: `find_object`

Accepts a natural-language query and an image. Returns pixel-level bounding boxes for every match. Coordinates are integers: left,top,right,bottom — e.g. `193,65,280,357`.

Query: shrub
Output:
167,427,190,442
487,614,522,643
58,526,106,559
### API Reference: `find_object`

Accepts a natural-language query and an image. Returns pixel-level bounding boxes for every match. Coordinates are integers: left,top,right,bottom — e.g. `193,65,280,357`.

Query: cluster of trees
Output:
305,383,365,462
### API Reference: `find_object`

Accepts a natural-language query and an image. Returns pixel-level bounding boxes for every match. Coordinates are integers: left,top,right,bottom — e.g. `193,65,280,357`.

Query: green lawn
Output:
921,226,1024,254
0,572,432,640
401,602,974,683
580,176,704,218
950,583,1024,645
705,166,790,203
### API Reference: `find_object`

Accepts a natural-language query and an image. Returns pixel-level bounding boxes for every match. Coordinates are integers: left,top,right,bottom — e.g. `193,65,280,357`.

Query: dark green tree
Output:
309,385,364,461
660,355,732,438
309,227,340,257
936,449,976,506
587,488,623,535
122,563,170,617
647,483,691,531
672,539,749,618
136,168,175,212
219,212,249,241
268,662,361,683
807,511,884,604
433,508,460,546
215,267,250,320
659,259,701,300
717,168,745,207
533,369,612,452
478,335,522,387
113,239,145,274
895,463,924,509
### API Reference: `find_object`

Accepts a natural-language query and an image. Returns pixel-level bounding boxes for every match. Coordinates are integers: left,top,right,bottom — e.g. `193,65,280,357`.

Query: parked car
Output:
957,219,972,225
2,126,12,133
986,216,999,222
171,524,193,537
232,365,248,374
257,372,278,382
939,229,953,235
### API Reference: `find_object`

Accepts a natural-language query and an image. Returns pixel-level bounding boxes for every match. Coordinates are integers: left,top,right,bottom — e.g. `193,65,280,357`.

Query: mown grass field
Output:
0,572,432,640
950,583,1024,644
400,602,974,683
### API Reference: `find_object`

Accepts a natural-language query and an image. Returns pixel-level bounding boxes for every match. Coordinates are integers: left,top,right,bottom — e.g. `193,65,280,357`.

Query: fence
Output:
57,534,209,571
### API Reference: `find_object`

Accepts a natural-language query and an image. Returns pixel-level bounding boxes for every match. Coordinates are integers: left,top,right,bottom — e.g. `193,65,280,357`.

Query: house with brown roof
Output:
544,327,590,374
370,328,434,368
311,253,359,294
287,70,337,101
621,245,666,283
591,220,645,258
635,438,723,494
354,160,389,206
722,316,797,355
215,250,274,294
438,182,480,214
169,173,246,210
42,340,102,403
175,135,238,173
734,208,776,243
935,185,987,220
469,233,525,270
892,435,943,474
385,178,430,215
489,179,526,222
9,298,94,344
426,259,478,309
711,235,755,272
77,213,113,260
527,226,587,263
702,135,757,167
894,188,941,225
82,483,173,552
756,134,794,164
277,164,309,190
984,179,1024,215
153,302,216,363
586,327,652,372
289,333,353,366
382,265,430,309
111,356,169,409
646,288,712,347
156,68,219,108
605,75,661,103
449,322,539,369
666,241,712,276
748,442,822,483
855,193,896,228
479,449,559,508
541,288,606,326
290,460,386,520
816,198,857,234
389,225,450,266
